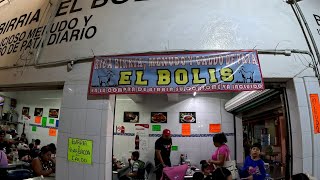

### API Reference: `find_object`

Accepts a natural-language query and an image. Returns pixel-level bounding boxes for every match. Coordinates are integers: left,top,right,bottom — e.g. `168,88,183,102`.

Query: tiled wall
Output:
56,63,115,180
286,77,320,178
113,93,235,168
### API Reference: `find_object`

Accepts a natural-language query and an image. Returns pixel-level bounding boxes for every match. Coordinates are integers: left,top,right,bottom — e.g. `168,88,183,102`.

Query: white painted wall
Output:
113,94,235,168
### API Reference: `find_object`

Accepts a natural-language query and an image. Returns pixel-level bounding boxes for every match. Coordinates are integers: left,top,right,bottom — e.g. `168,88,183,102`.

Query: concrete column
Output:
55,63,115,180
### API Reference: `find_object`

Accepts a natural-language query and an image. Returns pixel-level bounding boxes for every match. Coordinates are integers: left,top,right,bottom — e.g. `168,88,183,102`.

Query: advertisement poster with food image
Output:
34,108,43,117
22,107,30,116
124,112,139,123
151,112,167,123
135,124,149,159
180,112,196,123
49,109,60,118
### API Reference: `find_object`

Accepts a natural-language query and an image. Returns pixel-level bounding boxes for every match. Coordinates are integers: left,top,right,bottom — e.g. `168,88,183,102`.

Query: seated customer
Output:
0,150,8,168
112,155,122,171
193,172,204,180
200,160,212,178
15,133,29,145
31,146,55,177
124,151,145,180
48,143,56,164
211,167,232,180
240,143,266,180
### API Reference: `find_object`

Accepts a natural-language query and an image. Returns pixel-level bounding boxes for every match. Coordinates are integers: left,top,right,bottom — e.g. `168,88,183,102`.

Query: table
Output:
0,161,29,170
112,166,130,180
24,177,55,180
24,174,55,180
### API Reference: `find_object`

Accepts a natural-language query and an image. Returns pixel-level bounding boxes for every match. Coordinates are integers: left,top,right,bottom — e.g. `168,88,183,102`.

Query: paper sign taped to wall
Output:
42,117,47,127
68,138,93,165
171,146,178,151
310,94,320,134
49,119,55,124
35,116,41,124
56,120,59,127
182,124,191,136
32,126,37,132
49,128,57,136
209,124,221,133
152,125,161,131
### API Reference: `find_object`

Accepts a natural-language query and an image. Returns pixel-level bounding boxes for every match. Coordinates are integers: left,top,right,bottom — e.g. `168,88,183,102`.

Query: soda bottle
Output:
135,135,139,150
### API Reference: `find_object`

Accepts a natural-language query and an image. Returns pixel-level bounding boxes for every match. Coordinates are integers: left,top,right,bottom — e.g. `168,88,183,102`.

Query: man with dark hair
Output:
124,151,145,180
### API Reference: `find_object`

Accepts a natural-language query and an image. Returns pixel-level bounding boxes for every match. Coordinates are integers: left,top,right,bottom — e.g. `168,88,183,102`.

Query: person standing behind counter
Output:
154,129,172,180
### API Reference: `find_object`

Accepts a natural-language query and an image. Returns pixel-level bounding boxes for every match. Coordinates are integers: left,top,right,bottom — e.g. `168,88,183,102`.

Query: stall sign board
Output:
172,146,178,151
152,125,161,131
182,124,191,136
310,94,320,134
209,124,221,133
89,51,264,95
68,138,93,165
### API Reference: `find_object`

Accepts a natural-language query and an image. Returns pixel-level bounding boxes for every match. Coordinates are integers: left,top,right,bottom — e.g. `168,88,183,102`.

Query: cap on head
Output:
163,129,171,136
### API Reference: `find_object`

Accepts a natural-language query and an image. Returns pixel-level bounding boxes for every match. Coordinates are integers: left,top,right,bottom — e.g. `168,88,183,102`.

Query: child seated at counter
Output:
240,143,266,180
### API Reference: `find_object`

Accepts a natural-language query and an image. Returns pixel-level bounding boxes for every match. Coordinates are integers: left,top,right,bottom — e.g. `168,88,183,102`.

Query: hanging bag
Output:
218,147,238,179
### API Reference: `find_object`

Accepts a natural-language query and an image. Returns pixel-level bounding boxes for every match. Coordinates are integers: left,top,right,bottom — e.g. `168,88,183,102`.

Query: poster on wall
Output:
22,107,30,116
49,109,59,118
89,51,264,95
135,124,149,156
68,138,93,165
151,112,167,123
34,108,43,117
179,112,196,123
123,112,139,123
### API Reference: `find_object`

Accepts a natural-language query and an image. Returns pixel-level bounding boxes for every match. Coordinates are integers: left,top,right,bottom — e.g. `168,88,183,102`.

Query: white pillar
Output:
55,63,115,180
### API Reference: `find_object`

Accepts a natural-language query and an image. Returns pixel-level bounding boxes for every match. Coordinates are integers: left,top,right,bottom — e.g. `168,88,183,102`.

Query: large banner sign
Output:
89,51,264,95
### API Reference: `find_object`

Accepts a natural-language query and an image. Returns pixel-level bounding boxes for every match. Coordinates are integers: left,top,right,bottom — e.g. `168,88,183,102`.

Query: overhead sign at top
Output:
0,0,315,68
0,0,151,67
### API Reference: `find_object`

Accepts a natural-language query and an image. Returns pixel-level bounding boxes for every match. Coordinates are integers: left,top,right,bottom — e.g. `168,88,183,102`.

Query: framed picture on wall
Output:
151,112,167,123
49,109,59,118
123,112,139,123
179,112,196,123
34,108,43,117
22,107,30,116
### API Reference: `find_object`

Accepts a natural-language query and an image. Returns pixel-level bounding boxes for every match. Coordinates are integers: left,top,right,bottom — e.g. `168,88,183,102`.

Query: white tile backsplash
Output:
85,135,101,164
56,157,69,180
84,163,100,180
302,157,313,175
86,109,103,136
298,106,311,133
70,109,87,135
68,162,84,180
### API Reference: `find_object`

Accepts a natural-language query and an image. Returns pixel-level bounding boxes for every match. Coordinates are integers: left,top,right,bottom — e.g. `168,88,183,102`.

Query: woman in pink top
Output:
208,133,230,167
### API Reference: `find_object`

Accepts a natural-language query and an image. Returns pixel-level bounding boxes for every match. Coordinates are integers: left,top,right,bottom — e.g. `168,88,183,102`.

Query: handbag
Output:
223,158,238,179
218,148,238,179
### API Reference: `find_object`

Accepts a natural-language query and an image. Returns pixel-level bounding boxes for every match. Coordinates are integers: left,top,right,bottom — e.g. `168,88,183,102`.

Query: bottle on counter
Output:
135,135,139,150
180,154,185,165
